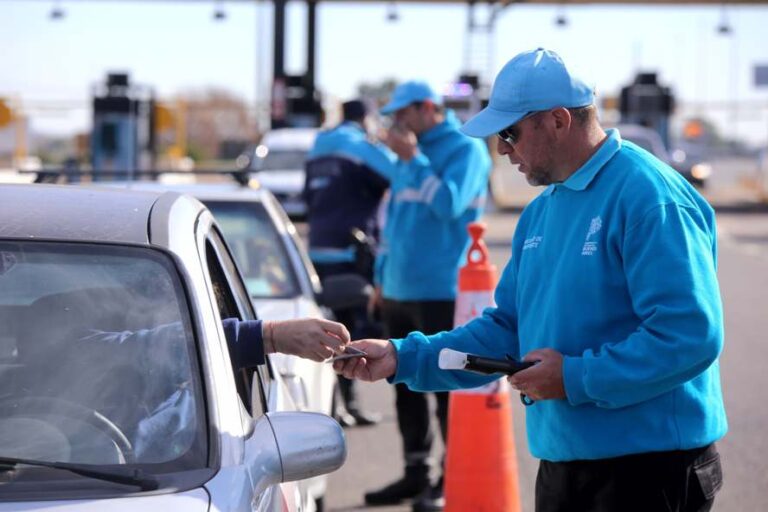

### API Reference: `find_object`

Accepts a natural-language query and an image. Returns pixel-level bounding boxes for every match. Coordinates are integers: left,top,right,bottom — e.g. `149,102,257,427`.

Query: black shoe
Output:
348,408,381,426
411,482,444,512
364,472,430,506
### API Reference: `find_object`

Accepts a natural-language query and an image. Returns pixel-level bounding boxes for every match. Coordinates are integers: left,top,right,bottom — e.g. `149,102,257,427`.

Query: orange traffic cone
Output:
444,222,523,512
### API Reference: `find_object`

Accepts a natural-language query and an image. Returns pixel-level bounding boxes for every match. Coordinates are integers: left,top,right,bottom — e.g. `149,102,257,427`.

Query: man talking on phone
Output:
365,80,491,511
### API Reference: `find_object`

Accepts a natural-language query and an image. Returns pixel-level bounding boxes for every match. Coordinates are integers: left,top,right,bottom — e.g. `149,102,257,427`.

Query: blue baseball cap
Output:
380,80,443,115
462,48,594,138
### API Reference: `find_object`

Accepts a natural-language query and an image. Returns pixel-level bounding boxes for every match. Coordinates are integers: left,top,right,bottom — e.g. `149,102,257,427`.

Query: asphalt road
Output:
323,206,768,512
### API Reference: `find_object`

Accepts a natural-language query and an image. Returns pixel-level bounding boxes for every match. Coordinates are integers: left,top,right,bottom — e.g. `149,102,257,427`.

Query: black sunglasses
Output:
496,111,539,146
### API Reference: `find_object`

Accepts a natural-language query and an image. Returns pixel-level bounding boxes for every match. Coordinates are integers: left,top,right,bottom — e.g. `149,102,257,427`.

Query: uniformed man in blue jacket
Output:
336,49,726,512
363,81,492,511
304,99,397,427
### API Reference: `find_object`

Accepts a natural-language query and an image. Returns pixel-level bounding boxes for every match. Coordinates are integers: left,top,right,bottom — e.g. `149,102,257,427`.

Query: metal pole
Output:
273,0,286,80
271,0,287,128
307,0,317,93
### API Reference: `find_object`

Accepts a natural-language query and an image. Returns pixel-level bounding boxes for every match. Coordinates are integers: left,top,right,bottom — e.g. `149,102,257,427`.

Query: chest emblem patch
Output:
523,235,543,250
581,216,602,256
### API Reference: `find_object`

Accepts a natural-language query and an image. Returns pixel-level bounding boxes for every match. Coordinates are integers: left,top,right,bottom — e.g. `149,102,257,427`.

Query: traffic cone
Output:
444,222,523,512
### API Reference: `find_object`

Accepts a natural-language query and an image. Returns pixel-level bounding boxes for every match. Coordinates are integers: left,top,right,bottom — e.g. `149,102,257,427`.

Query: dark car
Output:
617,124,712,188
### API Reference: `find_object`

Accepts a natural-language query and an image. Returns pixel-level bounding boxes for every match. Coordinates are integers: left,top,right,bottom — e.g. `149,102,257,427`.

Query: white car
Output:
0,183,345,511
239,128,319,218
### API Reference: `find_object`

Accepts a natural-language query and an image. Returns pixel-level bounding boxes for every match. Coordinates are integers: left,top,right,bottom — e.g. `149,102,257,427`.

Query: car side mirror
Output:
270,411,346,481
244,412,346,496
316,273,372,310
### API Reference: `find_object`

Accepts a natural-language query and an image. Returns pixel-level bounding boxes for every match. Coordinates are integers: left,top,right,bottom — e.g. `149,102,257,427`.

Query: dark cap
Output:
342,100,368,123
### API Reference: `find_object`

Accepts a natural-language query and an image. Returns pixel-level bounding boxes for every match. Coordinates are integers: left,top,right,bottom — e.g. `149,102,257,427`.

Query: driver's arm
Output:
221,318,265,370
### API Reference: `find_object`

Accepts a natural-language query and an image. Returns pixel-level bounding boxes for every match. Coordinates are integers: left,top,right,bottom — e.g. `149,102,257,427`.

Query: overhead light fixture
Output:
213,0,227,21
716,4,732,36
386,2,400,23
554,4,568,28
49,1,65,21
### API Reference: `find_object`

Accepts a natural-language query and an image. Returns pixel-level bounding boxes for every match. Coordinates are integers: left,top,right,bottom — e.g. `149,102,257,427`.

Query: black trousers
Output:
382,298,453,478
536,443,723,512
315,261,379,413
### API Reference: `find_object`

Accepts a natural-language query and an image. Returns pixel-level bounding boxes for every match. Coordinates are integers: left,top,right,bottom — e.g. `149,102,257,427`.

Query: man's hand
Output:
333,339,397,382
508,348,566,401
385,126,418,161
267,318,350,362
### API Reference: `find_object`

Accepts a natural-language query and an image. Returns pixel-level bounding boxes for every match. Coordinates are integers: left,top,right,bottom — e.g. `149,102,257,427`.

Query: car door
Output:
196,212,303,512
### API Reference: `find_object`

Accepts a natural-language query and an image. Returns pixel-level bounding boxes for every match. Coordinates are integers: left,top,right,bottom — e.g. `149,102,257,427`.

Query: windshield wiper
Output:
0,456,159,491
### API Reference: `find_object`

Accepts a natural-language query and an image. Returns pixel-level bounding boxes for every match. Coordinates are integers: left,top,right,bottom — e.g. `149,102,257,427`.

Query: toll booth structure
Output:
91,73,156,178
619,72,675,150
268,0,495,130
271,0,323,129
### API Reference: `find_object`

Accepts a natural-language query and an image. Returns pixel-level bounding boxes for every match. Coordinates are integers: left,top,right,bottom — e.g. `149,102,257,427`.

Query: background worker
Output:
304,99,397,427
336,48,726,512
364,81,492,511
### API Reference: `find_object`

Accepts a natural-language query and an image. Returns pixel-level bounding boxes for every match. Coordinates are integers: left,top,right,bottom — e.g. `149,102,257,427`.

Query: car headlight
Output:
691,163,712,180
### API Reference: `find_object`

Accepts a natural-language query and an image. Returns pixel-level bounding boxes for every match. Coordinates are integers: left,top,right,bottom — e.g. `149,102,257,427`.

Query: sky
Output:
1,0,768,145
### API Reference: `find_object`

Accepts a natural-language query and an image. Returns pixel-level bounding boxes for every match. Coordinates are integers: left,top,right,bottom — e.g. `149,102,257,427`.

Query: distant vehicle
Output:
238,128,319,219
0,183,345,511
617,124,712,188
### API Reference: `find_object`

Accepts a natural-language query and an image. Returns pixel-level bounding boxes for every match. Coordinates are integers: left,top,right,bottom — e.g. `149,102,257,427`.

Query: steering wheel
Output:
0,395,134,463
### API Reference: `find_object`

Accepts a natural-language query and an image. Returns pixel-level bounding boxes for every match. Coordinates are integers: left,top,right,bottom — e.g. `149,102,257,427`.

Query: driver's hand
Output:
267,318,350,362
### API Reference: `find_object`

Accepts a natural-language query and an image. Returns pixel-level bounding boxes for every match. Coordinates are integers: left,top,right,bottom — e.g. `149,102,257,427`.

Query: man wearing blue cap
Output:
363,80,492,510
336,49,726,512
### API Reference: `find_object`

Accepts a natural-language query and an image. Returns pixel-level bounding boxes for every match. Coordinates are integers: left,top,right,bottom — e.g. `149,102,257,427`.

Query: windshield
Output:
254,149,308,171
205,200,301,299
0,242,206,482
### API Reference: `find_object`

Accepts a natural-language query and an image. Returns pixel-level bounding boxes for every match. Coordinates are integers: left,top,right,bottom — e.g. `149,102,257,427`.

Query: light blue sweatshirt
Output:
390,129,727,461
375,110,492,300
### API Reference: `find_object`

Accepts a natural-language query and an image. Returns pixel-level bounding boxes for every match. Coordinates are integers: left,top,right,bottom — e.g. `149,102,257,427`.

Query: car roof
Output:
261,128,318,150
92,180,271,204
0,183,192,245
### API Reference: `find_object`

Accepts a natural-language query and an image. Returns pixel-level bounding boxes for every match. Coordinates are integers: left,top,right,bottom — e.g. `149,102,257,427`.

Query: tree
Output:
180,88,258,161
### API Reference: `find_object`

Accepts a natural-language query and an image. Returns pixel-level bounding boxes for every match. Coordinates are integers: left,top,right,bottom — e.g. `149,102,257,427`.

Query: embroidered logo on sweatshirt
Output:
523,236,543,251
581,217,602,256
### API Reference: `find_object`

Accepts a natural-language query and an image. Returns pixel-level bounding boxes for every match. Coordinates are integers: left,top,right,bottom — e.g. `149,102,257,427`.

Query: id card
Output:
328,346,367,363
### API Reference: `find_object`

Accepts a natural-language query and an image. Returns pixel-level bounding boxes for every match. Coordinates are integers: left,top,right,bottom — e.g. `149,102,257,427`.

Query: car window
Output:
203,229,270,418
0,241,207,474
205,200,302,299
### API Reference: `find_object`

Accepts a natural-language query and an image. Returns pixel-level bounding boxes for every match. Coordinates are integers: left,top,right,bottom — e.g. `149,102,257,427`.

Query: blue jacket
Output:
390,129,727,461
221,318,266,369
304,122,396,263
375,110,492,300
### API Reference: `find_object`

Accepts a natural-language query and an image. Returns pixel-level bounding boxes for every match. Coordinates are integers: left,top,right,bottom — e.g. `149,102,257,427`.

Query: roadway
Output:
323,201,768,511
